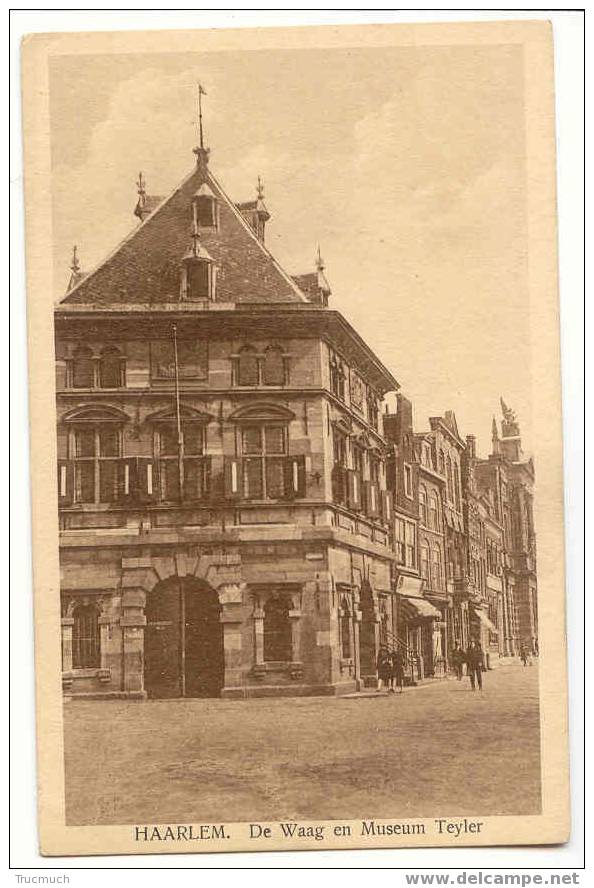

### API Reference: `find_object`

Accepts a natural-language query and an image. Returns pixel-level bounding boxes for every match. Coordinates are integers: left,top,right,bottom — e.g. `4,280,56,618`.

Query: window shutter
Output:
381,490,393,523
284,455,306,499
224,456,242,500
368,482,380,518
347,469,361,511
136,457,158,503
57,459,74,505
116,457,137,502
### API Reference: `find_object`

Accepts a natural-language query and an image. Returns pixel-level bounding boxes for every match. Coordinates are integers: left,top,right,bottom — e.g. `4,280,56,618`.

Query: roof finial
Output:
70,244,80,274
257,176,265,200
192,83,210,164
316,244,325,272
136,172,146,197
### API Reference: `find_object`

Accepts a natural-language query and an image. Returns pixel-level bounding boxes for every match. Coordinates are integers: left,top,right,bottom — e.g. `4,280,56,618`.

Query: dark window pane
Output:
263,597,292,661
75,429,95,457
264,426,285,454
242,427,262,455
72,605,100,668
195,195,215,227
161,460,180,501
266,458,285,499
99,352,122,388
188,261,210,300
99,428,119,457
160,427,178,456
243,458,263,499
238,349,259,386
72,351,94,388
184,459,205,500
262,348,284,385
99,460,119,502
184,425,203,456
75,462,95,503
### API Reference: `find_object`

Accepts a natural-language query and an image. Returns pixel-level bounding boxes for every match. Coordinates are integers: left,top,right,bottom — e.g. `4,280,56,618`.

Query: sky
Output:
49,42,532,457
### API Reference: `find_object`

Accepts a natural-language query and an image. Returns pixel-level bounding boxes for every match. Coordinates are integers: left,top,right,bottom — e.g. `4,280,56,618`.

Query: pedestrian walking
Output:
390,648,406,694
451,644,464,680
376,646,391,692
519,644,531,667
466,641,484,691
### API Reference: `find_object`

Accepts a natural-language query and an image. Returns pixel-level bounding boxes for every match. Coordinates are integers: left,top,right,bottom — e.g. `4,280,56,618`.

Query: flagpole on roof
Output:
172,323,185,501
198,83,206,150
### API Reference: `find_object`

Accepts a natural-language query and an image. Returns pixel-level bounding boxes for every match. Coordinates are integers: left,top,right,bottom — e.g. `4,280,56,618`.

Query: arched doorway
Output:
144,577,224,699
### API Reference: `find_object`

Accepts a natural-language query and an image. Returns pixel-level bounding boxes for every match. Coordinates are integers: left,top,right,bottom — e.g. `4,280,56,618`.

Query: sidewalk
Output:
341,658,524,699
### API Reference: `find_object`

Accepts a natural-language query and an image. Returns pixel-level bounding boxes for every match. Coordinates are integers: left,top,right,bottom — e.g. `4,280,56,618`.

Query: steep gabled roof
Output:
61,154,307,307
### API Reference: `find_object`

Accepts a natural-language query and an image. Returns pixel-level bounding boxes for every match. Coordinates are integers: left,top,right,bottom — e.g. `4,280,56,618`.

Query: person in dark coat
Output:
519,644,531,666
390,647,406,694
466,641,484,690
451,644,464,680
376,646,392,692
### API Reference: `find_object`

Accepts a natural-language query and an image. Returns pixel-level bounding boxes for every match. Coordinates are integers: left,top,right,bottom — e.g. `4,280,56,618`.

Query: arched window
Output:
419,486,428,525
237,346,259,386
262,346,285,386
439,450,445,474
420,541,430,580
99,347,124,389
429,493,439,531
72,603,100,668
72,347,94,389
431,547,443,590
263,596,292,661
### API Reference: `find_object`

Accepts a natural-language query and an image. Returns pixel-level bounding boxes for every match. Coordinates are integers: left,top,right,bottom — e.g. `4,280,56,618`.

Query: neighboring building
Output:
383,394,438,682
462,435,504,666
56,144,399,700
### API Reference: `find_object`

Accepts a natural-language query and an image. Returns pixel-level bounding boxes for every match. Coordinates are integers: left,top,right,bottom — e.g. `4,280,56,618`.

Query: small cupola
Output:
236,177,270,243
291,247,332,307
180,222,216,301
192,182,219,230
134,172,163,222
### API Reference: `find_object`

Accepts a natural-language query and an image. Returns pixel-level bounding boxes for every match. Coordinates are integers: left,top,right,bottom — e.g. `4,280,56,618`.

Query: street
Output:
63,661,541,826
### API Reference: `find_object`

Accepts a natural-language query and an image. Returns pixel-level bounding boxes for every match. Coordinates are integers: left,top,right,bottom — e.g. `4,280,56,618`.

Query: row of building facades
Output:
56,145,538,699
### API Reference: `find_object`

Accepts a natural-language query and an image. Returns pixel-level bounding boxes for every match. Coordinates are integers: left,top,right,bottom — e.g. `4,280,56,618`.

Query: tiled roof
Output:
62,159,307,306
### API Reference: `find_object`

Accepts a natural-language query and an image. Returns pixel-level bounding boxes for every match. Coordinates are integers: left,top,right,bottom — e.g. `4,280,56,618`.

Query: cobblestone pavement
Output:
63,660,541,826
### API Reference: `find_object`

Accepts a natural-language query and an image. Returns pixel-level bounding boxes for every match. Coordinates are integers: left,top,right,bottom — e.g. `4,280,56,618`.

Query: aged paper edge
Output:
21,19,570,857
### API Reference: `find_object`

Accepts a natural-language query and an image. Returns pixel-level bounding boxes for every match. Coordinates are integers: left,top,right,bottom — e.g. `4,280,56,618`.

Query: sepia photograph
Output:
21,18,570,856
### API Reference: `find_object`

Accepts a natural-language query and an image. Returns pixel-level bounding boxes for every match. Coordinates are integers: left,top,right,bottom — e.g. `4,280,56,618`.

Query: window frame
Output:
72,603,101,669
240,423,288,501
234,344,289,387
70,424,124,505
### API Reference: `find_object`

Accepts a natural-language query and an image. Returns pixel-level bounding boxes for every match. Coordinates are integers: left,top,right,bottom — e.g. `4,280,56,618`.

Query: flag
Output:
198,83,207,95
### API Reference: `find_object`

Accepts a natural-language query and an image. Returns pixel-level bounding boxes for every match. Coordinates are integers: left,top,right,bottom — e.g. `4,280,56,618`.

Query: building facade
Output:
55,140,538,702
56,146,398,700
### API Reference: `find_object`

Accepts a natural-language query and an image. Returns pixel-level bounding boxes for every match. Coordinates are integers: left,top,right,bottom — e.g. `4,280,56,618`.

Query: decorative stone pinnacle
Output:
70,245,80,274
257,176,265,200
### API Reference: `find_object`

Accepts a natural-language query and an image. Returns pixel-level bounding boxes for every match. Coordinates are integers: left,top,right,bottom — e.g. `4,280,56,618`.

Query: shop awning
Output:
399,594,442,622
472,607,498,634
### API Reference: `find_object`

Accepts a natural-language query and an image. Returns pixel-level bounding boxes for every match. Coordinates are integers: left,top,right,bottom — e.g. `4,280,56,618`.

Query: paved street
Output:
63,661,540,826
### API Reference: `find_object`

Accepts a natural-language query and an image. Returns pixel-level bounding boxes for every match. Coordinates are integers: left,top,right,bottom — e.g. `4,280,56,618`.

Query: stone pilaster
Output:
61,617,74,675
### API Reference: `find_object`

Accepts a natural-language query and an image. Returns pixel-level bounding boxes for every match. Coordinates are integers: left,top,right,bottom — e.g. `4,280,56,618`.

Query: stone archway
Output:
144,576,224,699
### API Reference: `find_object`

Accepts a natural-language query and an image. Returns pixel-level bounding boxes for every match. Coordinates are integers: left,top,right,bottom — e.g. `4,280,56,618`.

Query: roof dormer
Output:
192,183,219,231
180,222,216,302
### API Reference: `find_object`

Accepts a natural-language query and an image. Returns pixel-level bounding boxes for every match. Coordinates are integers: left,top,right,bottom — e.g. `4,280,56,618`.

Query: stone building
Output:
383,395,439,682
462,435,504,666
474,403,538,655
55,144,399,700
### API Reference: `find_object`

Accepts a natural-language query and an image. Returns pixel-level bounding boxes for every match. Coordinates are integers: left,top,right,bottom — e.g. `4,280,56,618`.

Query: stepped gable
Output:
61,157,307,306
